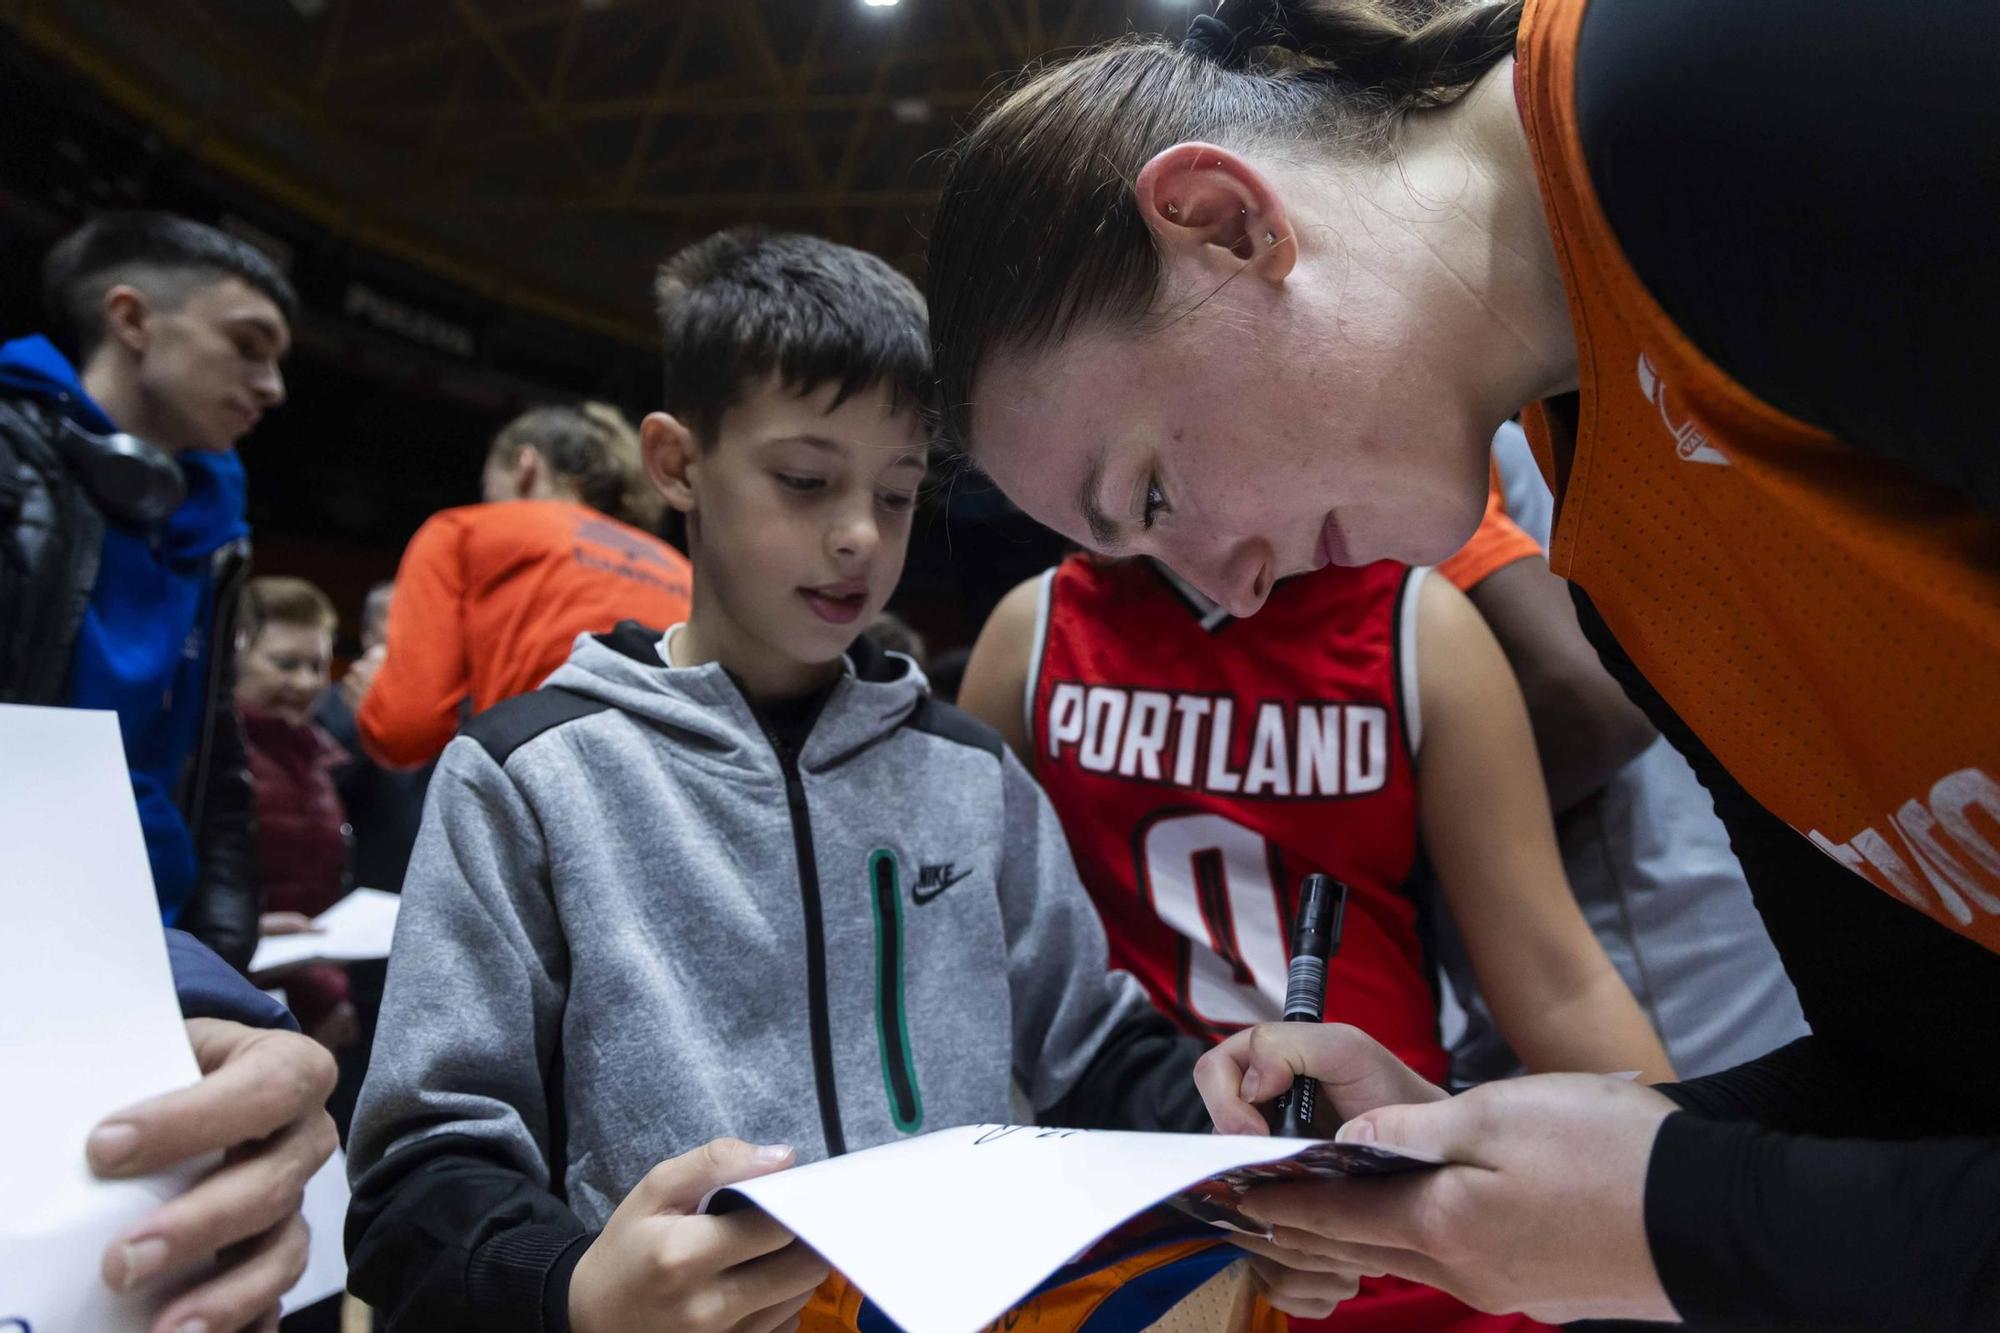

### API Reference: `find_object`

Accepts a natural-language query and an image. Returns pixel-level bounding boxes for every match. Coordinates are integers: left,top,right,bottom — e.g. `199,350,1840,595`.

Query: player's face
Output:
970,307,1491,621
679,378,927,682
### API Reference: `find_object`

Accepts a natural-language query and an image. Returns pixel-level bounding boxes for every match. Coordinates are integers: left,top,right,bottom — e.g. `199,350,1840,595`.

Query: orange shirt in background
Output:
359,499,691,767
1516,0,2000,952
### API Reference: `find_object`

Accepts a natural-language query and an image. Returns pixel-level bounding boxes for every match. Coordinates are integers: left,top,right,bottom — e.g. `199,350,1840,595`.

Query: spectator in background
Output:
0,211,294,971
236,575,358,1051
312,578,432,1140
359,402,693,767
315,580,429,893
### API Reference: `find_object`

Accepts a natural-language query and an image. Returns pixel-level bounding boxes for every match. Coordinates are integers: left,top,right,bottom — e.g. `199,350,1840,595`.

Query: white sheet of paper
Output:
709,1124,1321,1333
280,1146,351,1315
0,706,208,1333
250,887,400,972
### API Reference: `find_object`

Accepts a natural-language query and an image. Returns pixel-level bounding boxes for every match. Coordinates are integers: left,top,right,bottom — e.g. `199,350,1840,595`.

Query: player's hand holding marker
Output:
1196,1023,1683,1324
568,1137,829,1333
1195,1023,1447,1317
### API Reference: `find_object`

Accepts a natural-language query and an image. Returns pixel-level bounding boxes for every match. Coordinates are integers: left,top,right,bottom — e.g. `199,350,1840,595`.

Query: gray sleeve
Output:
349,736,568,1191
992,749,1159,1112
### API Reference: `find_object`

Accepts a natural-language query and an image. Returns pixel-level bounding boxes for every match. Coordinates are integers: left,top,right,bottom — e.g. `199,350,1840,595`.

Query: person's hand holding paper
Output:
1195,1020,1680,1325
0,705,339,1333
90,1019,338,1333
568,1137,824,1333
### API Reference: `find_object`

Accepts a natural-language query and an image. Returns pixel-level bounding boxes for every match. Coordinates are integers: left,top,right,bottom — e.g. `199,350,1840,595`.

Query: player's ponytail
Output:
1199,1,1523,109
926,1,1521,461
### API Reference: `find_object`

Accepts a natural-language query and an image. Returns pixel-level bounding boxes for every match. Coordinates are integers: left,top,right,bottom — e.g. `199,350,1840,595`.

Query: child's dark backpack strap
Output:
459,686,611,767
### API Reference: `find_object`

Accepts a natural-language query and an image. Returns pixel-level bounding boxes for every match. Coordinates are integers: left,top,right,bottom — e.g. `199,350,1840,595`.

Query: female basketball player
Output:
923,0,2000,1326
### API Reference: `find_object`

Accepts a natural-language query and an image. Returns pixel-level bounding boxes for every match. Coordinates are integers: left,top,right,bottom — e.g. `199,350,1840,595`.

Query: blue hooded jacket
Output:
0,335,249,924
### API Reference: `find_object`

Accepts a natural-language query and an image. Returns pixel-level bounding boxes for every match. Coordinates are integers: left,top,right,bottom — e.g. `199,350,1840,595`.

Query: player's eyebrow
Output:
1077,448,1127,552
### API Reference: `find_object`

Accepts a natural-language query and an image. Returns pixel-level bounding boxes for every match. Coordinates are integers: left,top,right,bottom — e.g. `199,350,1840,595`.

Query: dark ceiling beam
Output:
832,0,906,193
614,4,703,201
718,0,841,236
563,0,679,99
312,0,351,99
980,0,1033,62
449,0,603,191
547,7,584,102
415,48,478,185
463,189,938,216
333,40,1009,130
790,0,835,96
332,0,653,82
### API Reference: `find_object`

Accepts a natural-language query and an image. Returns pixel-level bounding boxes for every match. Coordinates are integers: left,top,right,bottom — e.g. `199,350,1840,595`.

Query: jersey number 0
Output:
1138,811,1292,1029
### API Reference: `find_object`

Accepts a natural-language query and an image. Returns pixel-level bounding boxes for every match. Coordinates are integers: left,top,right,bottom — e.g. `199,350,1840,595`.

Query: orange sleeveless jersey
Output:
1515,0,2000,951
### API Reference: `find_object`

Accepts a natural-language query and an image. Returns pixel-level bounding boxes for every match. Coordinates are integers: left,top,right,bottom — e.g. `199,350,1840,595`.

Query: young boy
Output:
345,230,1222,1333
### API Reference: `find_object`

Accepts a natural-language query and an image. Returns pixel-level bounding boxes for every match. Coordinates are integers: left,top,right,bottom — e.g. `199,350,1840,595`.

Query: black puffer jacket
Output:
0,394,261,970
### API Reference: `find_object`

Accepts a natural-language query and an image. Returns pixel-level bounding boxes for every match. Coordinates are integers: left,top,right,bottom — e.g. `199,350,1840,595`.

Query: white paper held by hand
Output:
705,1123,1428,1333
0,706,208,1333
249,886,401,974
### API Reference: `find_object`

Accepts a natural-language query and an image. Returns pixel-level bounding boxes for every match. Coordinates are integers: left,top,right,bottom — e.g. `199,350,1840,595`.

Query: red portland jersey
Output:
1029,554,1446,1084
1030,555,1546,1333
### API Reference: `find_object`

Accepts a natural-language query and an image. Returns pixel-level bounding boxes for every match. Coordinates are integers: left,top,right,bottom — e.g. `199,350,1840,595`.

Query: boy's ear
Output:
1133,141,1296,284
641,411,699,514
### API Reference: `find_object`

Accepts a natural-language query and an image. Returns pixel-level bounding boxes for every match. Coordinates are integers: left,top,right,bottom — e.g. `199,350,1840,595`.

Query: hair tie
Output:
1182,12,1251,70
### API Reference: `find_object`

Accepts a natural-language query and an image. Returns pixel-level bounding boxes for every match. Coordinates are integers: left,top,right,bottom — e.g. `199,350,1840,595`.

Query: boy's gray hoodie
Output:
346,624,1203,1332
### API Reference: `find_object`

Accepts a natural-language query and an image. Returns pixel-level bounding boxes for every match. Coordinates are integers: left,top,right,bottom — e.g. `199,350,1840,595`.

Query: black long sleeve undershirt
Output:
1573,585,2000,1329
1567,4,2000,1326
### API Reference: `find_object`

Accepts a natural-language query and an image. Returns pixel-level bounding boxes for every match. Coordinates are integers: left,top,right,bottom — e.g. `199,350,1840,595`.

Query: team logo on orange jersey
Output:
1638,352,1731,466
1809,767,2000,929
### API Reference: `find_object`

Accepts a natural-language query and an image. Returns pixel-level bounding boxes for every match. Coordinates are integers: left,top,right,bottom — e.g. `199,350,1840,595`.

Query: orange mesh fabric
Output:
1514,0,2000,951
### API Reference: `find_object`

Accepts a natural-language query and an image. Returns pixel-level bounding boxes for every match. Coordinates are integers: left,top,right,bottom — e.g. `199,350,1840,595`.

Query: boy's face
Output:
651,376,927,688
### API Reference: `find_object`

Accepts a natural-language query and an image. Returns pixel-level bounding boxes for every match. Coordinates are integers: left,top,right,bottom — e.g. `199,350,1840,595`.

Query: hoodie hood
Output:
0,334,115,433
542,622,930,775
0,334,247,557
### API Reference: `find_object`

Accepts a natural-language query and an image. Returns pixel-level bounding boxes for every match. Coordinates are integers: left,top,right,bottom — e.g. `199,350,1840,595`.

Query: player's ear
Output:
1134,142,1296,284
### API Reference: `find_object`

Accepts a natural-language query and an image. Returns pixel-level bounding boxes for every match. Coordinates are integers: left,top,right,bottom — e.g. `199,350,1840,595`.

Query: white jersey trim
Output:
1024,567,1057,747
1399,566,1429,757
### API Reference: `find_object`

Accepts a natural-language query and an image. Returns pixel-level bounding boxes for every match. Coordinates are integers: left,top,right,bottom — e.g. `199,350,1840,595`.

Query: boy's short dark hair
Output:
41,211,300,358
654,227,930,448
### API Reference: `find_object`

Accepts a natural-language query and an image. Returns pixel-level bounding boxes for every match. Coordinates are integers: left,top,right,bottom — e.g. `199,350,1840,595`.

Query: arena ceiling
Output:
7,0,1198,344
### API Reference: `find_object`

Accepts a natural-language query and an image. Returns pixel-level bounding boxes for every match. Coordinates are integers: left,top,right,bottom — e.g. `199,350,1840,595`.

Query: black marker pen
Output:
1275,874,1348,1138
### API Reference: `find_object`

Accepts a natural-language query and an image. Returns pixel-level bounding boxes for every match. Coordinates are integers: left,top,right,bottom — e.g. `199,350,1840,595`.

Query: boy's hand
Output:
569,1138,829,1333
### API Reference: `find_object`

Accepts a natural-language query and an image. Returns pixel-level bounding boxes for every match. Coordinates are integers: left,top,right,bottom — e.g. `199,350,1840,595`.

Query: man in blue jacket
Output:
0,212,294,968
